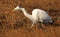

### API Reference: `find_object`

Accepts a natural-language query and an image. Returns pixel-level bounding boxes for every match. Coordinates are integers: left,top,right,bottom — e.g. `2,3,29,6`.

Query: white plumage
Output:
13,6,53,28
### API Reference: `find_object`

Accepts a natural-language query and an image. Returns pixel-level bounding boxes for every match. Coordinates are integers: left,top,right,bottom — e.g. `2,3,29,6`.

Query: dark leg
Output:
38,23,45,30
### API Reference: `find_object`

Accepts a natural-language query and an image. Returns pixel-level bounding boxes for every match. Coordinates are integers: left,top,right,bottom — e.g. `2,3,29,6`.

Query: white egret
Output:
13,6,53,28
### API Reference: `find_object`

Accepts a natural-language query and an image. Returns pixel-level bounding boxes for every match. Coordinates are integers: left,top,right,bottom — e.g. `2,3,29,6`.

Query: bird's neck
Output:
21,8,33,20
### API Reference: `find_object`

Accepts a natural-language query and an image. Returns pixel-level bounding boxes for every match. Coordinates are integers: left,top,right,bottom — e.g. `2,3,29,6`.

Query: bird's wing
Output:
37,11,51,22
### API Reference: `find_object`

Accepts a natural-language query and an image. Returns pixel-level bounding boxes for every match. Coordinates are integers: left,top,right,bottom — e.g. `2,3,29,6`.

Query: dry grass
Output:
0,0,60,37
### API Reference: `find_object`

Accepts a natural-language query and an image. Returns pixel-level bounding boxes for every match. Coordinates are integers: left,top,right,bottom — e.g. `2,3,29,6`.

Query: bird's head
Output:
13,6,25,11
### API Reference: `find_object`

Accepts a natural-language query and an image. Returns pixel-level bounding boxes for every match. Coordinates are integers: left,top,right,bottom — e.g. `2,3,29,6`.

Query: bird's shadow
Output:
48,23,60,27
37,21,60,30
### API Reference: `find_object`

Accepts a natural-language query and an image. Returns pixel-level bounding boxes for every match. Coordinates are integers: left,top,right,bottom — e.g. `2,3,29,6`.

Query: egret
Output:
13,6,53,28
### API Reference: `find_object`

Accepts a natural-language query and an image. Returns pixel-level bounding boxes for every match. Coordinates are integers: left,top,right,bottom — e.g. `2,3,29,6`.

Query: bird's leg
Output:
41,24,44,28
27,22,35,32
31,22,34,28
40,23,45,30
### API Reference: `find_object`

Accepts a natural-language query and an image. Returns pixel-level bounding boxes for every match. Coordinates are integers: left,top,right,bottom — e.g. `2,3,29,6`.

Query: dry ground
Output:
0,0,60,37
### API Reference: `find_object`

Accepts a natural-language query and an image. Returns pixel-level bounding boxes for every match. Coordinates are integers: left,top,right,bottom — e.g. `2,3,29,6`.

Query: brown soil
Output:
0,0,60,37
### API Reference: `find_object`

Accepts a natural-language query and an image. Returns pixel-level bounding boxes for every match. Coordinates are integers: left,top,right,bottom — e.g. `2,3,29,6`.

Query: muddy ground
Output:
0,0,60,37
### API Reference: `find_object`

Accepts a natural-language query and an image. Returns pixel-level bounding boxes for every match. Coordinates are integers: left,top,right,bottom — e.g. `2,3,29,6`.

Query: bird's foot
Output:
26,25,35,32
31,25,34,28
